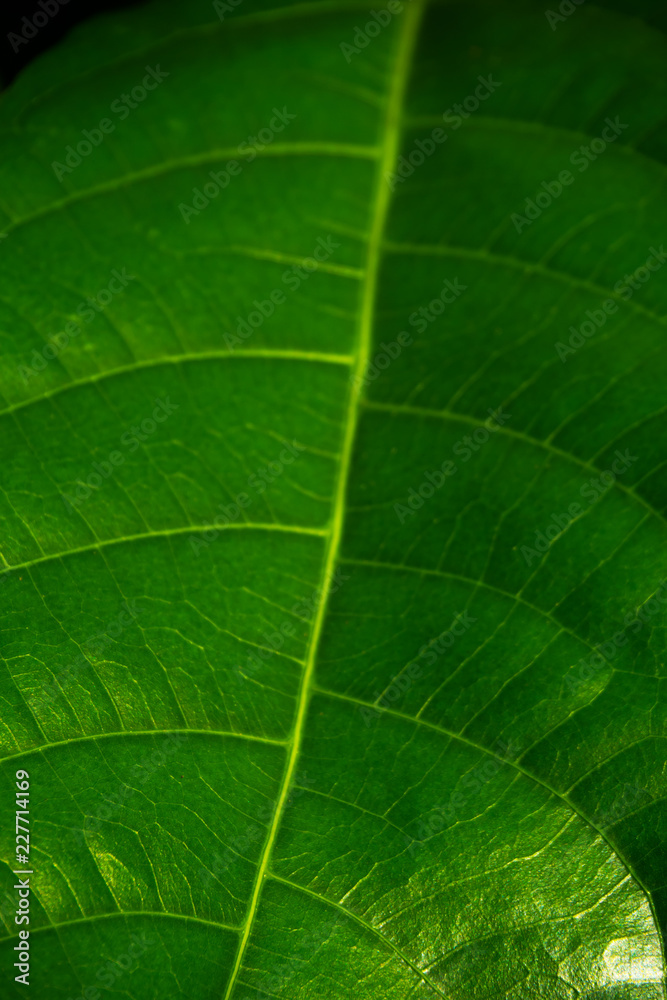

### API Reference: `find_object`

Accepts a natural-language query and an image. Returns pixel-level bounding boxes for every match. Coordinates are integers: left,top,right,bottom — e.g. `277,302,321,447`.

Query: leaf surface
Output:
1,1,667,997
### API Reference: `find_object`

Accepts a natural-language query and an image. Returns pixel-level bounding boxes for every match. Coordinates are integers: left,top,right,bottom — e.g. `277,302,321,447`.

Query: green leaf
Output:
1,0,667,996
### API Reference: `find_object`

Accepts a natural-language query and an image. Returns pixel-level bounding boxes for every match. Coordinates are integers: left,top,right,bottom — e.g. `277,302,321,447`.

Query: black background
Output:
0,0,146,86
2,0,666,91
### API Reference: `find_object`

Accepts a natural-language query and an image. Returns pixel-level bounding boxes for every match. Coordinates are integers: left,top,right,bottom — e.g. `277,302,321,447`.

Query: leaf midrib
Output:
4,384,660,576
219,2,427,995
5,1,665,990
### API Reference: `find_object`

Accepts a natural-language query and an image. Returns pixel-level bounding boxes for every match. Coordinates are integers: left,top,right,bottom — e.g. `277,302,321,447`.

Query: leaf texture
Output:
1,0,667,997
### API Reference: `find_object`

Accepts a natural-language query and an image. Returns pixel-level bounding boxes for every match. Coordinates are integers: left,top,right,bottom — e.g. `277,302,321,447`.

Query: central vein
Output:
221,3,426,995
